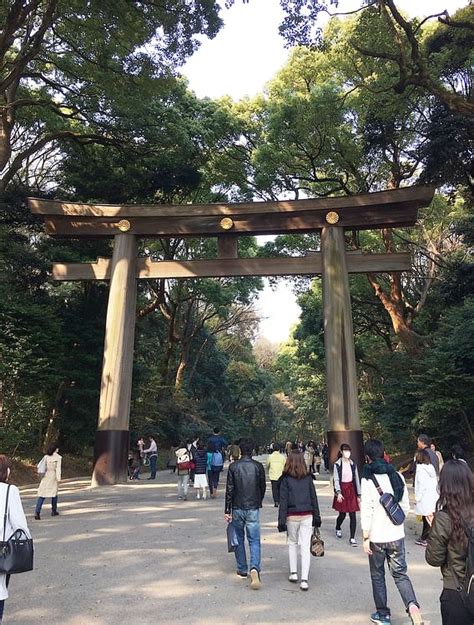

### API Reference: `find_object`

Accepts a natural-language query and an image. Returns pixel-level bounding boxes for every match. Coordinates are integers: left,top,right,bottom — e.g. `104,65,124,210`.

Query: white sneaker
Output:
300,580,309,591
349,538,357,547
336,529,342,538
288,573,298,583
196,492,200,500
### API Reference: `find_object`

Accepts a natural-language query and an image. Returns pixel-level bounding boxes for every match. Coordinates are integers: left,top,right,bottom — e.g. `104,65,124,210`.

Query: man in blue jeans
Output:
225,438,266,589
361,439,425,625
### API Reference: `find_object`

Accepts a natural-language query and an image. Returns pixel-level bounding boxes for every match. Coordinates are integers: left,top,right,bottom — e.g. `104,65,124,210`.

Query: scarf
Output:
362,458,404,503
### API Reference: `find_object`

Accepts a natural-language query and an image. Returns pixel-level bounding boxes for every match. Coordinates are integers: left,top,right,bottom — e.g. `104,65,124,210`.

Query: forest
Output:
0,0,472,463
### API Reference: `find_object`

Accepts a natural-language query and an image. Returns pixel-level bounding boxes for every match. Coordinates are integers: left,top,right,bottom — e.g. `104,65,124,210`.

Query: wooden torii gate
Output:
28,186,434,485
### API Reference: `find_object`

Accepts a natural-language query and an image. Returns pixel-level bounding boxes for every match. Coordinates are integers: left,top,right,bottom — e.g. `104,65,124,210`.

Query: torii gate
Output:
28,186,434,485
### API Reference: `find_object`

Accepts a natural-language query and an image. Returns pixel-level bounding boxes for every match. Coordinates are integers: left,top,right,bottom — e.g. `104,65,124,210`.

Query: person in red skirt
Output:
333,443,361,547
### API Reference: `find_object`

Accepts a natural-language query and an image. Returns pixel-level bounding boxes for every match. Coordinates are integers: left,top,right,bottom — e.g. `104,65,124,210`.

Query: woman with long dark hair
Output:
426,460,474,625
278,451,321,591
0,455,30,623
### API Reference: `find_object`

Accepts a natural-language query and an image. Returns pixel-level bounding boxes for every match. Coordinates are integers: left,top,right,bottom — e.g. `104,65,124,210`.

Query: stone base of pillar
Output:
92,430,129,486
327,430,364,474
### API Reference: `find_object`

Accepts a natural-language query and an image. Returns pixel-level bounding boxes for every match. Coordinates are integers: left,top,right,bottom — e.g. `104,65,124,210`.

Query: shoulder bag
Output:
0,485,34,574
310,528,325,557
370,475,405,526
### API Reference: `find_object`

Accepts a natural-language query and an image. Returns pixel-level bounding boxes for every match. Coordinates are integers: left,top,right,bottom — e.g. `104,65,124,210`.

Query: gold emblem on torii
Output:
325,211,340,224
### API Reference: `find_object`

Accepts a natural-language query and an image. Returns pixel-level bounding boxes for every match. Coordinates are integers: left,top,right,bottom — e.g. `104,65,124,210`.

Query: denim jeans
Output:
177,474,189,498
368,538,419,617
35,496,58,515
149,455,157,479
232,508,261,574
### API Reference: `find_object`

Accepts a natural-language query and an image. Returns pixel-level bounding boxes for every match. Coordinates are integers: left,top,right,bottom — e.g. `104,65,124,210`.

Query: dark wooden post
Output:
321,226,364,471
92,233,137,486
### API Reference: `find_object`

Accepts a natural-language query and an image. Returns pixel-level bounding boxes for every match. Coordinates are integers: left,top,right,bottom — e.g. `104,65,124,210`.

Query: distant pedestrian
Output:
207,427,227,453
225,438,266,590
137,437,145,460
128,452,141,480
314,444,322,475
143,436,158,480
426,460,474,625
430,443,444,473
416,434,439,475
35,442,62,520
267,443,286,506
228,440,241,463
278,451,321,591
414,449,438,547
333,443,361,547
0,455,31,624
451,444,469,467
361,439,424,625
167,444,177,473
193,441,209,500
175,444,192,500
208,443,224,498
303,444,314,473
285,441,292,457
322,443,329,472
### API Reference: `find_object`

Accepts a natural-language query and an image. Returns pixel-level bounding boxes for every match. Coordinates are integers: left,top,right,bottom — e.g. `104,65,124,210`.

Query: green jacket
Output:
425,509,469,590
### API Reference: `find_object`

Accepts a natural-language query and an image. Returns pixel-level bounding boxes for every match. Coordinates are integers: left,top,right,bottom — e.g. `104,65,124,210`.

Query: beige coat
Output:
37,452,62,498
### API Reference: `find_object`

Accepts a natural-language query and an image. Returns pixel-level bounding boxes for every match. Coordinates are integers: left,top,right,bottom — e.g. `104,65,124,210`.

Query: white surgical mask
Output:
342,450,351,459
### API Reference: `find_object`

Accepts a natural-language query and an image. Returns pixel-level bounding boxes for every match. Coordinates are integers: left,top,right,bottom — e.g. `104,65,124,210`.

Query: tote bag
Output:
0,485,34,574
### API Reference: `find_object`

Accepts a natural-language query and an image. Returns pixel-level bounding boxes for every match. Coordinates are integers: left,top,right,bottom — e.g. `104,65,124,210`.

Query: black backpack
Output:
451,520,474,617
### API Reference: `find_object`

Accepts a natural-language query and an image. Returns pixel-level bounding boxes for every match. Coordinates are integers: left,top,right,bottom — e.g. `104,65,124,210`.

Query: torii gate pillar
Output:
92,233,137,486
321,226,364,470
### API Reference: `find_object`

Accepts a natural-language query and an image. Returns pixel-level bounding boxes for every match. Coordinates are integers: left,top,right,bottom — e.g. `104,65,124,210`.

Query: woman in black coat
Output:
278,451,321,591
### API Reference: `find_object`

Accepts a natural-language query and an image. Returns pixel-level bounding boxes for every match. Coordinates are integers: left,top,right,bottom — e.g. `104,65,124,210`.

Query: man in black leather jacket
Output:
225,438,266,589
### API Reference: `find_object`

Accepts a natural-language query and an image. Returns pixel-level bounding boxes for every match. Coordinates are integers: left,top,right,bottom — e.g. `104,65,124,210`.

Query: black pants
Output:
271,480,280,505
421,516,431,541
336,511,357,539
440,588,473,625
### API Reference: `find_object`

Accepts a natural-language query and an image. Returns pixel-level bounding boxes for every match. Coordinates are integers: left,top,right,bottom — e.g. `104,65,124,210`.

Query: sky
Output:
181,0,467,344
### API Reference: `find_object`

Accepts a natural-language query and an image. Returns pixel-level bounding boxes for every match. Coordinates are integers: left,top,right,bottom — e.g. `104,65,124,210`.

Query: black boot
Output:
34,513,41,520
51,511,59,516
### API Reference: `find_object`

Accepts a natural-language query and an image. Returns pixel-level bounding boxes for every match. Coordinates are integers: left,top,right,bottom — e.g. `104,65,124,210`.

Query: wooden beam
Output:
51,252,411,281
217,235,238,259
28,186,434,218
41,204,420,238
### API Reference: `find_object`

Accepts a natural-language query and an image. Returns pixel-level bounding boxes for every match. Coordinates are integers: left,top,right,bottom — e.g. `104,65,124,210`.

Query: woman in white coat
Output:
35,443,62,520
0,455,30,623
414,448,439,547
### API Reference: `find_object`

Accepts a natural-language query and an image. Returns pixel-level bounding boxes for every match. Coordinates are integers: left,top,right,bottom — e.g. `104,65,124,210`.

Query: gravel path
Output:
7,459,441,624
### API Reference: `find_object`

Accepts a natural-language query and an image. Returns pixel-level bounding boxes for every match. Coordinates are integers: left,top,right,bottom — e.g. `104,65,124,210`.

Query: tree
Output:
278,1,473,117
0,0,223,191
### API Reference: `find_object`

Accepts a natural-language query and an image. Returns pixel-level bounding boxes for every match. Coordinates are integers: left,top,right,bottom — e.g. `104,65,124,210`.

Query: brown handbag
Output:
310,528,324,557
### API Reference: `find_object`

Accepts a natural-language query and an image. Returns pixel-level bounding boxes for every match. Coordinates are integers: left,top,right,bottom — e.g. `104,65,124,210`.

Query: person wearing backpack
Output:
208,443,224,499
426,459,474,625
175,444,193,501
361,439,424,625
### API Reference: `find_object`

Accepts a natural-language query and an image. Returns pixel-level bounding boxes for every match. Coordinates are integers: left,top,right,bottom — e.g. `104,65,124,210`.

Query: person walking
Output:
167,444,177,473
193,441,209,500
430,443,444,473
278,451,321,591
207,427,227,453
206,442,223,498
414,449,439,547
175,444,192,501
426,459,474,625
0,455,31,624
314,444,322,475
333,443,361,546
267,443,286,507
228,440,241,463
322,442,329,473
35,442,62,520
225,438,266,590
416,434,439,474
143,436,158,480
361,439,424,625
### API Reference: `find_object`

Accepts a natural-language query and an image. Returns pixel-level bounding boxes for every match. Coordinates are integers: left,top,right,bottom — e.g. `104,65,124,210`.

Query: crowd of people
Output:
0,433,472,625
223,434,473,625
